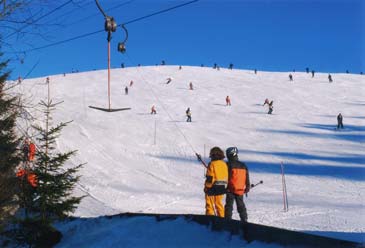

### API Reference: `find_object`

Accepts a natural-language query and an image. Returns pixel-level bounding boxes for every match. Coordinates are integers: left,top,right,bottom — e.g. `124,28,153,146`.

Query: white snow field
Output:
13,66,364,246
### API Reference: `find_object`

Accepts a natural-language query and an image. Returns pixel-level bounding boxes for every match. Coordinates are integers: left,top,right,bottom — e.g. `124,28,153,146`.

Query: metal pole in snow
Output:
281,162,288,212
107,34,111,110
204,144,206,160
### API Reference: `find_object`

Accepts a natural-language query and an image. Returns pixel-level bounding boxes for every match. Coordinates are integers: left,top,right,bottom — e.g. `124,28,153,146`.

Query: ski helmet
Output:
226,147,238,158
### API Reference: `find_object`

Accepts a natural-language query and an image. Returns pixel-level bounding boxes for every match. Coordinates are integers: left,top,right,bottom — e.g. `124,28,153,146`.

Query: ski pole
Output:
250,180,263,189
196,153,208,169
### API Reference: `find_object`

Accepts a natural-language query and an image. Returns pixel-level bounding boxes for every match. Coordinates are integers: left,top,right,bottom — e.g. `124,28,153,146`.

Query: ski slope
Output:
12,66,365,243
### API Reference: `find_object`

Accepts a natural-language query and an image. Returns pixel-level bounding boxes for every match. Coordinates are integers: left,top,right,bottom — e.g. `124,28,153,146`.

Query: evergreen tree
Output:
30,99,84,225
15,96,84,247
0,51,21,230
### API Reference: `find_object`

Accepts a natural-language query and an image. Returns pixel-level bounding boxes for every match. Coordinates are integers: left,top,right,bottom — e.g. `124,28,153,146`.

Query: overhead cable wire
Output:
123,0,199,25
4,0,74,40
59,0,134,28
46,1,94,25
13,0,199,54
22,29,105,52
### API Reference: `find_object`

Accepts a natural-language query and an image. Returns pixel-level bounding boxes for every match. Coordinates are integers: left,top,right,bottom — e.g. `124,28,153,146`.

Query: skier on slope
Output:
125,86,128,95
186,108,192,122
189,82,193,90
196,147,228,217
166,77,173,84
337,113,344,129
224,147,250,223
226,96,231,106
151,105,157,114
268,101,274,114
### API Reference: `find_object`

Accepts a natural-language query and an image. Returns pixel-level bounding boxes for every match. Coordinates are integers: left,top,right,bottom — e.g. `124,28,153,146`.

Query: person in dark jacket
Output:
268,101,274,114
186,108,192,122
224,147,250,222
337,113,344,129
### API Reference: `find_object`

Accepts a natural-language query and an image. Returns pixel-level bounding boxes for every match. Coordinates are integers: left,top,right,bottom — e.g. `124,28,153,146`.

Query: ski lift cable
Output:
10,0,199,54
124,52,198,155
122,0,199,26
50,0,134,33
4,0,75,40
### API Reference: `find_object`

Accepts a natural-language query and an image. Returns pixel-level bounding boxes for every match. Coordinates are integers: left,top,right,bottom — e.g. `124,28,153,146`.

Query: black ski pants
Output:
225,192,247,222
337,121,344,129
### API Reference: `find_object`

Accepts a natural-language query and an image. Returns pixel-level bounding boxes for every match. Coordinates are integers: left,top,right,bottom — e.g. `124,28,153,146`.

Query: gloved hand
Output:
244,186,250,194
196,153,202,161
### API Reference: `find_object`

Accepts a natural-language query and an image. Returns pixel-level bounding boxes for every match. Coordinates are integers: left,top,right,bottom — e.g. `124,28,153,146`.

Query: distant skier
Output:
166,77,172,84
337,113,344,129
151,105,157,114
125,86,128,95
226,96,231,106
229,63,233,70
161,60,166,65
289,74,293,81
213,63,217,69
196,147,228,217
129,80,134,87
224,147,250,223
311,70,315,78
186,108,192,122
328,74,333,83
263,98,270,106
306,67,309,73
254,69,257,74
179,65,182,70
189,82,193,90
268,101,274,114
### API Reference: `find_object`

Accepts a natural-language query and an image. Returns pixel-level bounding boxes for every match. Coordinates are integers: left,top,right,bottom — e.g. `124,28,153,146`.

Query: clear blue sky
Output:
3,0,364,79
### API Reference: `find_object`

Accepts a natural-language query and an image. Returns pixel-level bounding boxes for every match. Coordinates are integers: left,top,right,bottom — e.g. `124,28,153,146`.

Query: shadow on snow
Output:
150,153,365,181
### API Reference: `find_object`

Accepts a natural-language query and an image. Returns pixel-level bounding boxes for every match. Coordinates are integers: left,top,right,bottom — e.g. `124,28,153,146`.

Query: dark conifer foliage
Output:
0,51,21,229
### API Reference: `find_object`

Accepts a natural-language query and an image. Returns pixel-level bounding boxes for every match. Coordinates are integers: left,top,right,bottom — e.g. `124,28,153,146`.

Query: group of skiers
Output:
196,147,250,222
124,80,134,95
289,72,333,82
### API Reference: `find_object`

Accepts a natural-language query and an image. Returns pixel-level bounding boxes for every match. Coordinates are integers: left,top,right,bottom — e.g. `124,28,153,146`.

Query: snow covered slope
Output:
13,66,365,242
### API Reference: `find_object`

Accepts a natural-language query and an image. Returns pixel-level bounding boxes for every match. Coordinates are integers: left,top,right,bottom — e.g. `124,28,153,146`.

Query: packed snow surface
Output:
13,66,364,245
